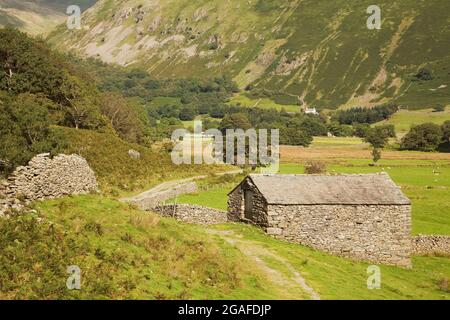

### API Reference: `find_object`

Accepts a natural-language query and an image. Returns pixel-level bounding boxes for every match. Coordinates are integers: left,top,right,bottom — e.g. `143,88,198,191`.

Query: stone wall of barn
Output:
265,204,412,267
227,179,267,226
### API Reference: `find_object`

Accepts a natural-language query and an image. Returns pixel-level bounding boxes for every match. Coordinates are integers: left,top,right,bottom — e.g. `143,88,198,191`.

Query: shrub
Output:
304,161,326,174
441,120,450,142
436,278,450,293
414,68,433,81
179,106,197,121
400,123,443,152
433,104,445,112
327,122,354,137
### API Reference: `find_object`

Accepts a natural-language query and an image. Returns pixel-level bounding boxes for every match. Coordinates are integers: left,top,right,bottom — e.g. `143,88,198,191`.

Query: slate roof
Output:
234,173,411,205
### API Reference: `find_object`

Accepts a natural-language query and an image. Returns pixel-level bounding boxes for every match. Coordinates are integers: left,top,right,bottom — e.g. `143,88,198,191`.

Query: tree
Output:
300,116,328,136
333,104,398,125
179,106,197,121
376,124,396,138
353,123,370,138
327,122,354,137
364,127,390,164
433,104,445,112
219,113,252,132
0,92,65,174
210,104,226,118
442,121,450,142
0,28,66,99
372,148,381,163
60,75,105,129
99,92,146,143
364,127,389,149
281,128,312,146
400,123,443,152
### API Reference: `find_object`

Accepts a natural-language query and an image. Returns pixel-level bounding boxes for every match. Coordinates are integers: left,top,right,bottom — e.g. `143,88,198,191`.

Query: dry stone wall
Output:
0,153,98,215
413,235,450,256
153,204,227,225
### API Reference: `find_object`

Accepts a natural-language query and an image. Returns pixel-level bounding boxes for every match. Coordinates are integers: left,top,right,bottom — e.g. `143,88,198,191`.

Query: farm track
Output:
208,229,320,300
120,169,243,204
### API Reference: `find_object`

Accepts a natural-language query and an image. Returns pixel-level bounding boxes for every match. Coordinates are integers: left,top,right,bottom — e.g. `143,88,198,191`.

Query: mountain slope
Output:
0,0,96,35
48,0,450,109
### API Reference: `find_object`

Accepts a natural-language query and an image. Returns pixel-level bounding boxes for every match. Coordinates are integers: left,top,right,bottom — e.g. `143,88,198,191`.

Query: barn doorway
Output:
244,189,253,219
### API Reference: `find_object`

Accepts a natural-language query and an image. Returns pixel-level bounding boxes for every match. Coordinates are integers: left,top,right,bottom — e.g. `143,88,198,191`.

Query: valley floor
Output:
175,137,450,235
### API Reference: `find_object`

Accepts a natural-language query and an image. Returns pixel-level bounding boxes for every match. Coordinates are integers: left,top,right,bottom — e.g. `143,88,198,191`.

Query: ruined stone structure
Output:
228,174,412,267
413,235,450,256
153,204,227,225
0,153,98,215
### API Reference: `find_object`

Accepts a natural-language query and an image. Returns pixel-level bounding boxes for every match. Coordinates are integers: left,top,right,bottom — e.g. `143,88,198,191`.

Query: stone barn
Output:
228,173,412,267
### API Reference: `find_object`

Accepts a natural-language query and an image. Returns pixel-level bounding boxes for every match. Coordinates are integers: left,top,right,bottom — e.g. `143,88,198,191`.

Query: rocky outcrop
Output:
0,154,98,215
128,149,141,160
413,235,450,256
153,204,227,225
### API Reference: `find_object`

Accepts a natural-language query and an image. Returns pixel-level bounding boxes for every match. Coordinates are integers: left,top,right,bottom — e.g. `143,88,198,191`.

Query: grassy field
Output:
375,107,450,137
281,137,450,162
229,94,300,113
170,183,236,211
2,195,447,299
1,195,302,300
174,137,450,235
147,97,182,109
210,224,450,300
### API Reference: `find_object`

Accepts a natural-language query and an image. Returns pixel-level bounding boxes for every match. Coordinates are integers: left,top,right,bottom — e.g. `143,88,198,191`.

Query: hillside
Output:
1,194,448,299
54,126,223,195
374,106,450,137
48,0,450,109
0,0,96,35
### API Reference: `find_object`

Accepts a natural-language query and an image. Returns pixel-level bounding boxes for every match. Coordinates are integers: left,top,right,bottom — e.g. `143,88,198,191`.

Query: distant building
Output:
228,173,412,267
304,107,319,115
